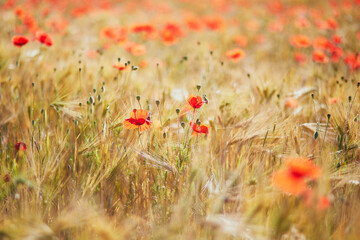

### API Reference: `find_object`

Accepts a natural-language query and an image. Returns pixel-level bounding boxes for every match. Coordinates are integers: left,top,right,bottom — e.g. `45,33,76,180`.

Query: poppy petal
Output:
272,170,307,195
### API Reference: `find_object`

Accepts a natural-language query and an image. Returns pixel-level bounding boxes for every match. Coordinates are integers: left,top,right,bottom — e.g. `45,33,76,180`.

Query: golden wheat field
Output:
1,0,360,239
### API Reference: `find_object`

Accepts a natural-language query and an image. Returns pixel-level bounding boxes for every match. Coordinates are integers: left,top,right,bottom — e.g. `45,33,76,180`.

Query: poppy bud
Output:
196,119,201,126
181,122,185,128
3,173,10,183
196,84,201,91
348,96,352,102
314,131,319,139
15,142,26,151
327,114,331,119
156,100,160,106
89,96,94,104
163,132,167,139
136,96,141,101
176,108,180,114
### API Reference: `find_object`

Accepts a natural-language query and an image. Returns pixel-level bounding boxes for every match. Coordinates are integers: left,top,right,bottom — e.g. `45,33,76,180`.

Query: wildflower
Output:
233,34,247,47
12,35,29,47
226,48,246,62
294,17,310,29
185,17,203,31
289,34,311,48
113,62,127,71
293,52,307,65
317,196,331,210
328,97,340,104
123,109,152,132
35,30,53,46
15,142,27,151
203,16,224,31
332,34,342,44
272,157,321,195
285,98,298,109
190,121,209,136
187,95,206,109
124,42,146,56
312,50,329,63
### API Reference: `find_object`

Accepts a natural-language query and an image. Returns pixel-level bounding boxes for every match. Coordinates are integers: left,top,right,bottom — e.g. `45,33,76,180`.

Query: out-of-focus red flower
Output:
327,18,338,30
294,17,310,29
161,29,178,45
131,23,157,39
203,16,224,31
123,109,152,132
14,7,26,19
124,42,146,56
190,121,210,136
12,35,29,47
233,34,248,47
268,19,284,33
35,30,53,46
313,37,331,50
317,196,331,210
332,34,342,44
293,52,307,65
185,17,203,31
113,62,127,71
344,53,360,71
226,48,246,62
328,97,340,104
285,98,298,109
100,26,127,42
15,142,27,151
312,50,329,63
272,157,321,195
290,34,311,48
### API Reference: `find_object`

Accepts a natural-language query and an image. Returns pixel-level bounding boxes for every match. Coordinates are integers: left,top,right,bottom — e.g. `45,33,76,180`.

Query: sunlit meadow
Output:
1,0,360,239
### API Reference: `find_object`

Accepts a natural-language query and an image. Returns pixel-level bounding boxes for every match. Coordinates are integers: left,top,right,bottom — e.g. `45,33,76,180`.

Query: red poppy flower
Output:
113,62,127,71
12,35,29,47
233,34,248,47
35,30,53,46
289,34,311,48
313,37,331,50
161,29,178,45
123,109,152,132
190,121,210,136
328,97,340,104
185,17,203,31
124,42,146,56
294,17,310,29
332,34,342,44
131,23,156,39
203,16,224,31
15,142,27,151
226,48,246,62
317,196,331,210
344,53,360,71
272,157,321,195
268,20,284,33
312,50,329,63
285,98,298,109
187,95,206,109
293,52,307,65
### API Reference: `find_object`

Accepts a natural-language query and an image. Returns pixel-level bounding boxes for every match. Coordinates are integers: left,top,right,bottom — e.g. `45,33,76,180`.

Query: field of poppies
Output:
1,0,360,239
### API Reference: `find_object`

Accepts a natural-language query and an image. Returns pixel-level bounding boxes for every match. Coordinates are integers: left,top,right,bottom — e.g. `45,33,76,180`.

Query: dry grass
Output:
1,0,360,239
